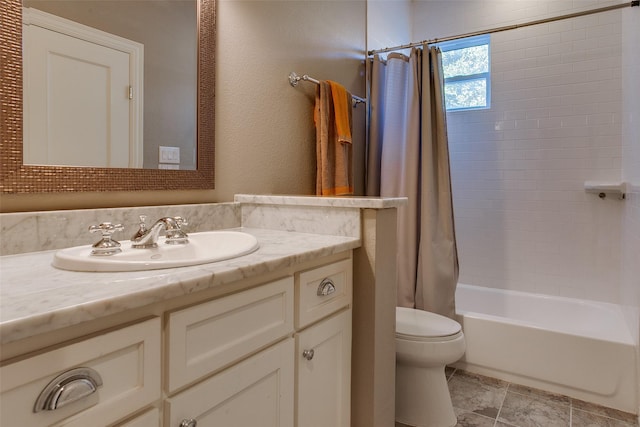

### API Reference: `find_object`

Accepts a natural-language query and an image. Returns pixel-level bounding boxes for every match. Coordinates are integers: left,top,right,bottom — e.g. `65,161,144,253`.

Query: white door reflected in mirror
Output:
22,8,143,168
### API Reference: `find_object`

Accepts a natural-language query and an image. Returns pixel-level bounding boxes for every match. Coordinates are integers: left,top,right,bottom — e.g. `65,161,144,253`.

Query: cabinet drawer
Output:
167,277,294,392
0,317,161,427
165,338,295,427
296,259,352,328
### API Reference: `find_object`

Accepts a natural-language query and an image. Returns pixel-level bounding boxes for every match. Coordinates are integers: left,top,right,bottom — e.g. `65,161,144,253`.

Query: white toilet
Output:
395,307,466,427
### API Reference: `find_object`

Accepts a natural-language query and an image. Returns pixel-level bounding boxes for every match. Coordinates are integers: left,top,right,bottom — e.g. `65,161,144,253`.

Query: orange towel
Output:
328,81,353,145
314,81,353,196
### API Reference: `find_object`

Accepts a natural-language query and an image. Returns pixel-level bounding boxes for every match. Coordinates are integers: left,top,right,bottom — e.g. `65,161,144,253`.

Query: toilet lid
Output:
396,307,461,340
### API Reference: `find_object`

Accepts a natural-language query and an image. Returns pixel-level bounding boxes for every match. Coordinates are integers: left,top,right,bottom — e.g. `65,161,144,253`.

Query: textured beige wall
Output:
2,0,366,212
211,0,367,202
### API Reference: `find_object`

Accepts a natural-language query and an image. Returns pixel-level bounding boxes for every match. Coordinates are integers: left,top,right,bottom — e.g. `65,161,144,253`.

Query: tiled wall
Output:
367,0,412,54
622,193,640,331
620,5,640,353
413,0,627,302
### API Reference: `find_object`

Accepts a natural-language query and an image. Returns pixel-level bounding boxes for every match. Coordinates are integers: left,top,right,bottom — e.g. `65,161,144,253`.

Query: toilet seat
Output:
396,307,462,342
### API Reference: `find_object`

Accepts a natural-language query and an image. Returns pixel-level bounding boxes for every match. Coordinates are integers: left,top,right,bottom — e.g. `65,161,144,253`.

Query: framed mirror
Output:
0,0,215,193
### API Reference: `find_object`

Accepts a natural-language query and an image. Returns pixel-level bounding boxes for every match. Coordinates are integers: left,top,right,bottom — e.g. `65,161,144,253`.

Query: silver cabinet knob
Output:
317,278,336,296
302,349,315,360
34,367,103,412
180,419,197,427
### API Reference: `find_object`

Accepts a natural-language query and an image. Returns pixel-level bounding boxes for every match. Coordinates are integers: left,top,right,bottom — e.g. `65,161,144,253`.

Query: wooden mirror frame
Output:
0,0,215,193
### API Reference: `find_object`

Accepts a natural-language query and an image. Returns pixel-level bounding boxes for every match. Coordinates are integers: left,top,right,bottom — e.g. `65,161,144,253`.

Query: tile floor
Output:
396,368,639,427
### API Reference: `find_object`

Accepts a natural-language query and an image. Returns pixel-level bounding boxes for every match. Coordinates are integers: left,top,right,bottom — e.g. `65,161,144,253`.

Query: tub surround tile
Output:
438,0,626,304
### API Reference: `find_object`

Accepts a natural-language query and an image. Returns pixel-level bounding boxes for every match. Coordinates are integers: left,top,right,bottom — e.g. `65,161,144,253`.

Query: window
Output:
437,35,490,111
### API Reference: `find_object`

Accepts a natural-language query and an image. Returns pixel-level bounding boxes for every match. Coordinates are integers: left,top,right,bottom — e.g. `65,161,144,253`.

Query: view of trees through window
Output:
439,36,490,111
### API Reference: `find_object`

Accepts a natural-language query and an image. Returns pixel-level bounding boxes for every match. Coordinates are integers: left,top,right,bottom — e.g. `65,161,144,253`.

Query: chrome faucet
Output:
131,215,189,248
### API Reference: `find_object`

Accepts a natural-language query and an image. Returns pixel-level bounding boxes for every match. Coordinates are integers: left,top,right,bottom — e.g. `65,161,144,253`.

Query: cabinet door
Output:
165,338,295,427
296,309,352,427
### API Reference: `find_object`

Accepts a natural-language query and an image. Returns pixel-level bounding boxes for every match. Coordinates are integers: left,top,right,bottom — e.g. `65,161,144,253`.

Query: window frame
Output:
436,34,491,112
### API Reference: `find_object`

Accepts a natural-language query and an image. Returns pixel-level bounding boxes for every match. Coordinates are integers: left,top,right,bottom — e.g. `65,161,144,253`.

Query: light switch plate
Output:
159,146,180,164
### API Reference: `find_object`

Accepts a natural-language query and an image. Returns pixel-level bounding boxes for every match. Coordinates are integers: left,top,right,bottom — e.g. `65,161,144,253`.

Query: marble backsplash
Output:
0,195,404,256
240,203,360,238
235,193,405,239
0,203,241,256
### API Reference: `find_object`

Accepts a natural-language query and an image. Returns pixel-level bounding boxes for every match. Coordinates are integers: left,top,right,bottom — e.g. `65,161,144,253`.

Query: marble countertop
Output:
0,227,360,346
234,194,407,209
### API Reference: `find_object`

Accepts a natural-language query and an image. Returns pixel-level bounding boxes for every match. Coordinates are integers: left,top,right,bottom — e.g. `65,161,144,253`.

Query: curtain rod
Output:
368,0,639,56
288,72,366,105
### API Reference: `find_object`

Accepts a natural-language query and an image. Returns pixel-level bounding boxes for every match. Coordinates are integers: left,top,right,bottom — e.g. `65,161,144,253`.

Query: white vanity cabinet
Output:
0,253,353,427
0,318,161,427
164,257,353,427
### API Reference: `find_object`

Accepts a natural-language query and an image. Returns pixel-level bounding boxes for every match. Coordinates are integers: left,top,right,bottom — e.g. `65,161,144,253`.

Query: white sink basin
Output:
53,231,259,272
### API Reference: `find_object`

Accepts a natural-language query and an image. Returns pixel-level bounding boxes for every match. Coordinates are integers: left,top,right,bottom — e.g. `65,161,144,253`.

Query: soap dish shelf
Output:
584,181,627,200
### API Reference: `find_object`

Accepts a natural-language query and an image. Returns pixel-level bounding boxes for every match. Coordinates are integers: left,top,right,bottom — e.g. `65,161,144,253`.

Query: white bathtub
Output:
453,283,638,414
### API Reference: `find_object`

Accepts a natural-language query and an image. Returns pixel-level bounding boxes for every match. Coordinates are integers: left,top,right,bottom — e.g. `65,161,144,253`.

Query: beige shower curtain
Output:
367,46,459,318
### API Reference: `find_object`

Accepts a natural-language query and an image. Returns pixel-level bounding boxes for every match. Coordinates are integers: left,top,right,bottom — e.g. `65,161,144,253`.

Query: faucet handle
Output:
89,222,124,235
138,215,148,231
165,216,189,245
88,222,124,256
173,216,188,228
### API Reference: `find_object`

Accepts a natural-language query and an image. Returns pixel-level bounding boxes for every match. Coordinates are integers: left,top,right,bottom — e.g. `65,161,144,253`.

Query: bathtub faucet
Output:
131,215,189,248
